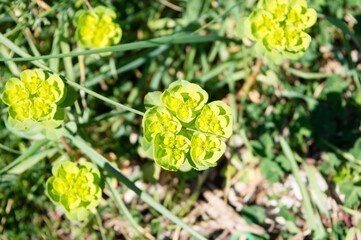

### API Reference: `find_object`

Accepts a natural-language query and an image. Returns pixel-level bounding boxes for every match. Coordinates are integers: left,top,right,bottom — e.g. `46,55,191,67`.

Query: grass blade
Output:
279,136,326,239
105,178,145,237
287,68,333,80
0,34,237,62
0,139,49,174
9,148,56,174
85,45,170,87
64,131,206,240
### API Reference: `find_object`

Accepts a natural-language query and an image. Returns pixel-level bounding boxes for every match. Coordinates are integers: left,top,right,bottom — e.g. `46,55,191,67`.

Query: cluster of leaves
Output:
239,0,317,61
74,6,122,49
46,161,102,221
1,69,66,131
142,80,232,171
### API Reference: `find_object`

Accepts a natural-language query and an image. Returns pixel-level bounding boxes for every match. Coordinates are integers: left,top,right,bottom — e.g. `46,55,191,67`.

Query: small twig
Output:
236,58,263,99
60,136,78,157
84,0,94,11
158,0,184,12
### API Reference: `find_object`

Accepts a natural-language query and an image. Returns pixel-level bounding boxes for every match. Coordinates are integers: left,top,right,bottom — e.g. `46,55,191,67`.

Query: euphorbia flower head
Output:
1,69,66,130
240,0,317,61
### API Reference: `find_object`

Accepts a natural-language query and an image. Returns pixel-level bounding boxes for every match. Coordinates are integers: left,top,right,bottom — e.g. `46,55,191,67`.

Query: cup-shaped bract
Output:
161,80,208,125
154,131,191,171
1,69,67,130
241,0,317,60
142,80,233,171
46,161,102,221
142,106,182,143
189,132,226,171
195,101,233,139
75,6,122,49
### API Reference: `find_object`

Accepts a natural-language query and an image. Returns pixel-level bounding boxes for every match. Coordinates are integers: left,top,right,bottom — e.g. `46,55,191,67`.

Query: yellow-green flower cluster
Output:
143,80,233,171
46,161,102,221
1,69,66,130
242,0,317,60
74,6,122,49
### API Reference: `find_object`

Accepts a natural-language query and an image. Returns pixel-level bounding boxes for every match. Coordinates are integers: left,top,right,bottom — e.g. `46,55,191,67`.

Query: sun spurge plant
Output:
240,0,317,60
74,6,122,49
46,161,102,221
1,69,66,131
143,80,232,171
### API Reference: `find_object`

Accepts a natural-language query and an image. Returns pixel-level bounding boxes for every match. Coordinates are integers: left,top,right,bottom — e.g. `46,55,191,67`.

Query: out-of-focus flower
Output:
74,6,122,49
239,0,317,60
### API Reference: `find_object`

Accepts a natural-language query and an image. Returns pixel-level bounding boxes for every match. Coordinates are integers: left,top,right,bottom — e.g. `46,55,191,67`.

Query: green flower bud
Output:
1,69,67,130
142,106,182,143
154,131,191,171
75,6,122,50
189,132,226,171
161,80,208,125
240,0,317,60
46,161,102,221
195,101,233,139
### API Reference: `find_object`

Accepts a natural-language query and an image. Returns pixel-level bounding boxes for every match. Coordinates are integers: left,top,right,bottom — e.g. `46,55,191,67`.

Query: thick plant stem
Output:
64,130,206,240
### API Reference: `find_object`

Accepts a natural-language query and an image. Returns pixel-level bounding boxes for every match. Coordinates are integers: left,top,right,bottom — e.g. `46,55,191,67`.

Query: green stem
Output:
64,130,206,240
66,80,144,116
105,178,144,236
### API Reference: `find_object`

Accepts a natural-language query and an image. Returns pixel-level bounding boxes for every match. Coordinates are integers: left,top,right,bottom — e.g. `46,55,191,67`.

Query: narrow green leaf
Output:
60,13,75,81
105,178,144,236
0,34,236,62
0,138,49,174
279,136,326,239
9,149,56,174
287,68,333,80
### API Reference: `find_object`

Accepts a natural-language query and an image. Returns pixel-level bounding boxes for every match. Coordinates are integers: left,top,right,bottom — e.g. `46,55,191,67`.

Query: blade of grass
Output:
94,209,107,240
279,136,326,239
0,45,20,76
49,28,60,72
340,205,361,218
85,45,170,87
0,138,49,174
304,165,333,230
9,148,56,174
321,15,361,51
0,32,49,70
60,12,75,81
64,131,206,240
0,34,238,62
105,178,145,237
0,143,21,154
66,80,144,116
287,68,333,80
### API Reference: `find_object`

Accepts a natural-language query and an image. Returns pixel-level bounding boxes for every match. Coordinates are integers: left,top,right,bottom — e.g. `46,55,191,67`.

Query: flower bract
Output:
142,80,233,171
